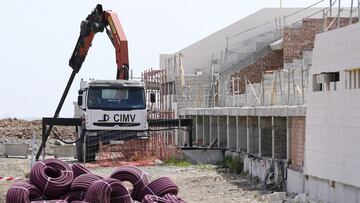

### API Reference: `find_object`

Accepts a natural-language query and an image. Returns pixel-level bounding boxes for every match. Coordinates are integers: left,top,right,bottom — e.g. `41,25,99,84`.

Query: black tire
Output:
84,135,99,162
76,132,84,162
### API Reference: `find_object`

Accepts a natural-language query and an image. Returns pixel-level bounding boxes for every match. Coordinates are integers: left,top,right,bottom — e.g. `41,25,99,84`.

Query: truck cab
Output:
74,79,148,162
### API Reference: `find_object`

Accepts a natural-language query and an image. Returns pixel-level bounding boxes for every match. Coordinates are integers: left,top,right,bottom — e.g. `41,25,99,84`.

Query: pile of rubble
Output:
0,118,74,141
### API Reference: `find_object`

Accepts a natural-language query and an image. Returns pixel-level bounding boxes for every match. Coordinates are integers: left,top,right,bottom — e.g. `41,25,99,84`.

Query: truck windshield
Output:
87,86,145,110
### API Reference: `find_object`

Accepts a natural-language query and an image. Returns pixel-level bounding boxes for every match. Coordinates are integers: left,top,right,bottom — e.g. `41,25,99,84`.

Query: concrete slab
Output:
182,149,224,164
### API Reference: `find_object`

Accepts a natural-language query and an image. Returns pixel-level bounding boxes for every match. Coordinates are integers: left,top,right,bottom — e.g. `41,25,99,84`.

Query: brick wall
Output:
284,18,358,62
230,50,283,94
290,116,305,172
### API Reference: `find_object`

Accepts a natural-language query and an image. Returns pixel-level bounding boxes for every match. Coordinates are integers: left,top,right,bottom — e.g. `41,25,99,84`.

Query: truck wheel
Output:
76,132,84,162
84,135,99,162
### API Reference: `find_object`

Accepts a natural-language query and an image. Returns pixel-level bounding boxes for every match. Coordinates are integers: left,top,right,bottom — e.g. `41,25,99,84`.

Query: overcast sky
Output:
0,0,353,119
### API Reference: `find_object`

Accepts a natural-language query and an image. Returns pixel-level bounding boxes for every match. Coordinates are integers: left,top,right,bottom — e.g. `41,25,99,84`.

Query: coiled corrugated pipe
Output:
139,177,178,200
71,164,91,178
142,195,170,203
85,178,131,203
71,174,103,192
109,165,149,201
163,193,186,203
31,200,67,203
63,190,87,202
29,159,73,197
6,181,42,203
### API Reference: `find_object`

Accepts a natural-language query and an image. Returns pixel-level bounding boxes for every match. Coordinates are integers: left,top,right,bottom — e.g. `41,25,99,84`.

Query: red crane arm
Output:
69,4,129,80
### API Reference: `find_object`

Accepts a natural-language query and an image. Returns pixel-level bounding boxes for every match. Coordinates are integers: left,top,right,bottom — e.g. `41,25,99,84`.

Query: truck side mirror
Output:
78,95,83,106
150,93,156,103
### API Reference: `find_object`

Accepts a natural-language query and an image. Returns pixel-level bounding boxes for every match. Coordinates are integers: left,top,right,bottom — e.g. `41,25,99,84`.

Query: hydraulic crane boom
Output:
36,4,129,160
69,4,129,80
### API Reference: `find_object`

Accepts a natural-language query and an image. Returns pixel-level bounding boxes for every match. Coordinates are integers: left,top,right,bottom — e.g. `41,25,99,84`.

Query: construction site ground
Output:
0,157,269,203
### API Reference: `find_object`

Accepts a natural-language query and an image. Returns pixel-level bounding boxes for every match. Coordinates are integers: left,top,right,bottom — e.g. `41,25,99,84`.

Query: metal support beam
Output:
36,70,77,161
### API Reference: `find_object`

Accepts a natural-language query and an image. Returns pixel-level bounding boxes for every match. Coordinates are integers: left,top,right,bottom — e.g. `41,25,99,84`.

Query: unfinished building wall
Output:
218,116,227,148
284,18,358,62
228,116,237,150
248,116,259,154
290,116,305,172
203,116,210,146
274,117,287,159
237,116,247,151
196,115,204,145
175,75,212,112
260,117,272,157
230,50,283,94
209,116,218,146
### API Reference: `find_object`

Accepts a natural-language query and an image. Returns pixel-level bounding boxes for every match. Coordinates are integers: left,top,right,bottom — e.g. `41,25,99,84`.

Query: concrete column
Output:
272,116,275,159
236,116,239,151
217,116,220,148
196,115,204,145
209,116,213,146
286,116,290,161
227,116,230,148
202,116,205,145
258,116,262,157
246,116,250,153
203,116,210,146
195,115,198,143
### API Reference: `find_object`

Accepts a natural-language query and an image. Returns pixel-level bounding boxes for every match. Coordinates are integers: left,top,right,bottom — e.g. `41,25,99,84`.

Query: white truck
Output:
74,79,150,162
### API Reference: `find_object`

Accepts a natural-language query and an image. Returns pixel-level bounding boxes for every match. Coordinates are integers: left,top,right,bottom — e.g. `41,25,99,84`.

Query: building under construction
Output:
147,4,360,203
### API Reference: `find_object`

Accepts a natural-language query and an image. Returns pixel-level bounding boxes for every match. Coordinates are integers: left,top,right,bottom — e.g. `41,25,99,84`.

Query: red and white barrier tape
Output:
0,176,21,181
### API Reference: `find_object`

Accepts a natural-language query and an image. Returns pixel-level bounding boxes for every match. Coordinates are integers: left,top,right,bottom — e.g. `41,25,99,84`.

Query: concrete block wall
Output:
260,117,272,157
218,116,227,148
174,74,212,111
196,115,204,145
274,117,287,159
248,116,259,154
228,116,237,150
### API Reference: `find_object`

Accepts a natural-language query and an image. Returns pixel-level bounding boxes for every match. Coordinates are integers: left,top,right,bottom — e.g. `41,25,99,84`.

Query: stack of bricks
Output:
290,116,305,172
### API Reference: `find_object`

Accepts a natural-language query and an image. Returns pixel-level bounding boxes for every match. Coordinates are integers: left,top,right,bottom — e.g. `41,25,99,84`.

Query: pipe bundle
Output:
163,193,186,203
71,164,91,178
85,178,131,203
7,159,186,203
139,177,178,200
6,182,42,203
71,174,103,192
29,159,74,197
142,195,169,203
110,165,149,201
31,200,68,203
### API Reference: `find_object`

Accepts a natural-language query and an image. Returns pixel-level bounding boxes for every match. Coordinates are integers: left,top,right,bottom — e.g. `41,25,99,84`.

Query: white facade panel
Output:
306,22,360,188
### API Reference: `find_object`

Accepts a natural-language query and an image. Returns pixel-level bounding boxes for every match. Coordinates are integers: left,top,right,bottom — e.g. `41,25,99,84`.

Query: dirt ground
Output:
0,157,269,203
